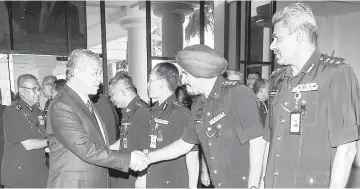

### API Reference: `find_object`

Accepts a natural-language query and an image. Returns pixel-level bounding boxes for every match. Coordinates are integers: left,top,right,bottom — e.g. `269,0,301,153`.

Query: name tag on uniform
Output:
38,116,45,125
154,118,169,125
122,122,131,126
292,83,319,93
209,112,225,126
270,90,278,96
194,119,203,124
290,111,301,135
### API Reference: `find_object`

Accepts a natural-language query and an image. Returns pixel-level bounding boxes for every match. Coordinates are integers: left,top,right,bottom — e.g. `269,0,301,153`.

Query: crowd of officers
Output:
0,2,360,189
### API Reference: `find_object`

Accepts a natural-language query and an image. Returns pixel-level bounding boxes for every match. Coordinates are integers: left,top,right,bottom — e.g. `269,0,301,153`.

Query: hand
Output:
201,170,211,186
130,151,150,171
45,147,50,153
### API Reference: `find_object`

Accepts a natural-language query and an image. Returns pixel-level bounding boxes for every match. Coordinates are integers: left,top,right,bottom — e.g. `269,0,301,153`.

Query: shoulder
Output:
269,66,287,79
319,54,346,69
136,99,151,110
3,104,21,117
170,101,191,118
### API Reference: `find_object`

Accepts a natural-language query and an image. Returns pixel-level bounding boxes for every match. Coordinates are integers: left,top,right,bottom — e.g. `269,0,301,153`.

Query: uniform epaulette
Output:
270,67,286,78
136,102,144,108
14,103,22,111
172,101,182,107
320,54,345,68
222,80,238,87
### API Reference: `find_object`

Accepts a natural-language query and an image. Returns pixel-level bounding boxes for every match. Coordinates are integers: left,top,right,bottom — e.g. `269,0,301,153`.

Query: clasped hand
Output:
129,151,150,171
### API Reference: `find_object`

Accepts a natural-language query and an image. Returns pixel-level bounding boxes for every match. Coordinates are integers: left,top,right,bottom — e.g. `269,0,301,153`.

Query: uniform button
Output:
166,181,170,184
208,142,212,146
287,85,291,89
213,170,218,174
207,127,212,131
196,130,199,133
242,176,246,180
274,171,279,176
147,171,150,174
218,183,222,187
207,112,211,116
18,166,21,169
211,156,214,160
276,136,281,140
275,154,280,158
284,102,288,106
280,119,285,124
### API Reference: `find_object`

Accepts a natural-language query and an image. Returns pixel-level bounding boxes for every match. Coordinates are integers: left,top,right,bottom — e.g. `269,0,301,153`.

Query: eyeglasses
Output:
20,87,42,93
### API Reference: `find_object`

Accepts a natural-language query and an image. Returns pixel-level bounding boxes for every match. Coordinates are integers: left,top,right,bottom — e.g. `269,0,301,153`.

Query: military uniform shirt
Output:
182,75,263,188
1,98,48,188
263,49,360,188
140,93,193,188
114,95,150,188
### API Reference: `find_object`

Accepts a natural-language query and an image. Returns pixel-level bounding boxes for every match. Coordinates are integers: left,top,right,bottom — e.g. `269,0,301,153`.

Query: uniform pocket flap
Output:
64,171,91,181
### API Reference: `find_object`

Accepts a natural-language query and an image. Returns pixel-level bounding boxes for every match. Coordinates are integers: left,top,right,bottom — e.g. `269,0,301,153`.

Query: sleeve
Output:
170,108,199,151
327,65,360,147
234,86,264,144
134,108,151,150
50,101,131,171
262,114,271,142
3,107,35,144
181,117,200,145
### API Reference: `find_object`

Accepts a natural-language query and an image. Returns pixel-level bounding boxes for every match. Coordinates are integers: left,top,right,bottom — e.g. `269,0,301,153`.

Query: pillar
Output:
262,28,270,79
119,14,148,101
153,2,196,57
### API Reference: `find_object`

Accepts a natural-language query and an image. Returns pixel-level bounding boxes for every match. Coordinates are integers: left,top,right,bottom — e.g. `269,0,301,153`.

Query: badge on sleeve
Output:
290,110,301,135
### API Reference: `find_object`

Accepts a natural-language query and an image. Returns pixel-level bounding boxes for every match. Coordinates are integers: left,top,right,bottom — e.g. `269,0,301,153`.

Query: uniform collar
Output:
122,95,140,114
207,75,225,101
152,93,177,111
17,98,35,112
299,49,321,76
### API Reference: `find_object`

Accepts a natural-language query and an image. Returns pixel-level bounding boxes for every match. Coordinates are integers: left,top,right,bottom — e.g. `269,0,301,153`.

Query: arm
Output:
20,139,48,150
50,102,130,171
259,141,269,189
186,150,199,189
248,136,267,188
330,141,357,188
148,139,194,164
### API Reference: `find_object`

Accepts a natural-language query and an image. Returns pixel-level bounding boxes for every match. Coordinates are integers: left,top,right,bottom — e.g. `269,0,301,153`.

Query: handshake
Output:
129,151,151,171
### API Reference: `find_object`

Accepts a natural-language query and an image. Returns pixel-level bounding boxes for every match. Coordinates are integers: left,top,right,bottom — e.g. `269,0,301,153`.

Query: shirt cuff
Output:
113,152,131,172
236,125,263,144
329,125,359,147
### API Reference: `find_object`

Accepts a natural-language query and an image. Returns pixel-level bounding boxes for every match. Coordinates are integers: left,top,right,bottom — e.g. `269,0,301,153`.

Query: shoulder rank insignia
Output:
136,102,144,108
320,54,344,68
154,118,169,125
172,101,182,107
222,80,237,86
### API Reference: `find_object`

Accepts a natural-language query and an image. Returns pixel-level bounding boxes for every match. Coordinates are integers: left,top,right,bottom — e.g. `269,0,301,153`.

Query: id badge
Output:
150,135,157,148
123,138,128,149
290,111,302,134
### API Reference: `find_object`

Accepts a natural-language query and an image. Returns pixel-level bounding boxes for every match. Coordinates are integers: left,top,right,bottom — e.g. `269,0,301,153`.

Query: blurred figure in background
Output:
42,75,57,113
223,69,244,83
252,78,269,127
50,79,67,99
246,72,261,89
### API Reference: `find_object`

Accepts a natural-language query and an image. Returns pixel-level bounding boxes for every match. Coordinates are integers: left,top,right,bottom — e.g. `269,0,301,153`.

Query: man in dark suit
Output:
0,90,5,188
45,49,149,188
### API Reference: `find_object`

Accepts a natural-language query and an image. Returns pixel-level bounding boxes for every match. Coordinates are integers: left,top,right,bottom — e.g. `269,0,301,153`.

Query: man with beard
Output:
135,45,265,188
261,2,360,188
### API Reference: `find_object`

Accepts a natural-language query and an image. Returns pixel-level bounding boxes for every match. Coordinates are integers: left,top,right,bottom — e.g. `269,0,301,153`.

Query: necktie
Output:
86,99,94,114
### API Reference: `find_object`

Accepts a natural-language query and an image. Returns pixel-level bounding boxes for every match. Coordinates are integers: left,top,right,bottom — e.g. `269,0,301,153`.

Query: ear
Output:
295,29,304,45
18,88,25,96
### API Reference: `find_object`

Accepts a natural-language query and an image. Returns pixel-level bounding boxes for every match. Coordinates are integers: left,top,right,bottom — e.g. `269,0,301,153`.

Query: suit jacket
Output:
45,85,130,188
0,105,5,181
93,95,118,144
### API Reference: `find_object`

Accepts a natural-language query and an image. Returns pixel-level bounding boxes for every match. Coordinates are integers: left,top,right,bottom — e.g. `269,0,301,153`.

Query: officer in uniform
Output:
261,3,360,188
142,45,265,188
137,63,199,188
1,74,48,188
108,72,151,188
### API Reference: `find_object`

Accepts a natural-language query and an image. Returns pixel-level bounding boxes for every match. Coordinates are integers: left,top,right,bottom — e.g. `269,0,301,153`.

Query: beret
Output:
175,44,228,78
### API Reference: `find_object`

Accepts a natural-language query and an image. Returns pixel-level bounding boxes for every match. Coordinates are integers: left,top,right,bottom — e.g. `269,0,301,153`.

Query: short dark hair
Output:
248,72,261,79
42,75,57,86
253,78,268,94
52,79,67,93
109,71,136,92
153,63,179,92
17,74,37,89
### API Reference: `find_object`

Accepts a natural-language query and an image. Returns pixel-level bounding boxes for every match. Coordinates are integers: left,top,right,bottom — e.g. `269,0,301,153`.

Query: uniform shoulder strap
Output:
221,79,239,87
320,53,345,68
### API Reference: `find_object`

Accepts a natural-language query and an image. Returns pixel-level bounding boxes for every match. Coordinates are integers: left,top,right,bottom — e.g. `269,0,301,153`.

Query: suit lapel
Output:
93,107,109,145
63,85,104,142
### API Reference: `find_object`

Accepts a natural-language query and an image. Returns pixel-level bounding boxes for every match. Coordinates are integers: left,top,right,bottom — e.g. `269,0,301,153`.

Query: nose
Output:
270,40,276,50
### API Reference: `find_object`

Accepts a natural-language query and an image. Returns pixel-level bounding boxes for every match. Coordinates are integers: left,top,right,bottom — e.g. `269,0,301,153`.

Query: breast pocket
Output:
300,91,318,126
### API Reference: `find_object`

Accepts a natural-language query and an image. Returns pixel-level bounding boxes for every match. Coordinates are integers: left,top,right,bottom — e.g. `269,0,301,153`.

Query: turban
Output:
175,44,228,78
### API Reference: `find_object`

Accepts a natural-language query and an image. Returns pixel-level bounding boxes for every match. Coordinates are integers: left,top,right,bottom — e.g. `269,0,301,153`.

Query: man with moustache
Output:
136,45,265,188
1,74,48,188
261,3,360,188
45,49,149,188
